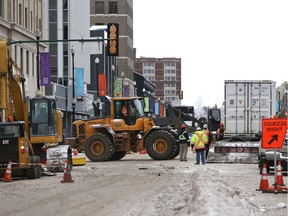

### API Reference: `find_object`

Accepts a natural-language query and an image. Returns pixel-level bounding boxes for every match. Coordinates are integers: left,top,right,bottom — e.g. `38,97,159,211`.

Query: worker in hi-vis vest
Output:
191,127,207,165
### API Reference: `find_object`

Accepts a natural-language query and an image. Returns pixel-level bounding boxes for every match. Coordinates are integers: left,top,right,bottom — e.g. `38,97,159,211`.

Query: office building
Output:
0,0,44,97
134,57,182,105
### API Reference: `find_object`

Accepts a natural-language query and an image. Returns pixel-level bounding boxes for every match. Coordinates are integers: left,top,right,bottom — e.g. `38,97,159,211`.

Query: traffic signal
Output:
107,23,119,56
179,90,183,99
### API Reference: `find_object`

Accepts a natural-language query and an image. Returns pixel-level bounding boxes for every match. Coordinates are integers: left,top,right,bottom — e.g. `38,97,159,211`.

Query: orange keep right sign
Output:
262,118,288,149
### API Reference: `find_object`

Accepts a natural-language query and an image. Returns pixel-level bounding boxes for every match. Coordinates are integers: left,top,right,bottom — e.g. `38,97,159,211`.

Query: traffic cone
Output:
276,161,285,186
4,160,13,182
61,160,74,183
256,163,269,191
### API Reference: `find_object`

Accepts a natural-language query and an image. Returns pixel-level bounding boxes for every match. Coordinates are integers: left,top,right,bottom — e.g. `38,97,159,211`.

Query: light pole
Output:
111,65,115,97
121,72,125,97
94,57,100,117
71,48,76,122
95,57,100,98
35,29,41,95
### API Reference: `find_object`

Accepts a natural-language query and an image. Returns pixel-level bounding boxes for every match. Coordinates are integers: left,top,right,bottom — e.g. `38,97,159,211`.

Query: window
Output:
164,83,176,88
0,0,3,17
20,48,23,72
32,53,34,76
164,69,176,74
95,1,104,14
49,10,57,22
19,4,22,25
13,0,16,21
109,1,118,14
143,69,155,75
25,7,28,28
164,62,176,67
164,76,176,81
14,45,17,63
143,62,155,67
63,0,68,9
26,51,29,75
49,0,57,9
30,11,33,31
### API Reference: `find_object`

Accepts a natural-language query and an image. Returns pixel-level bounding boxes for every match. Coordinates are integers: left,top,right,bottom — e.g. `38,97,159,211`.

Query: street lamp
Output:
121,72,125,97
94,57,100,117
35,29,41,96
111,65,115,97
95,57,100,98
71,48,76,122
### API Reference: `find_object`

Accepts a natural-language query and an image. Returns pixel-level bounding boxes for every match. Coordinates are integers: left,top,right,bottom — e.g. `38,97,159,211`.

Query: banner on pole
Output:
75,68,84,97
40,52,51,86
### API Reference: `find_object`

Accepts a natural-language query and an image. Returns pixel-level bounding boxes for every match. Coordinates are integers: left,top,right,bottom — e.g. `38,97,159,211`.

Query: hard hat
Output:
203,124,208,129
180,124,186,129
196,127,201,131
220,123,224,127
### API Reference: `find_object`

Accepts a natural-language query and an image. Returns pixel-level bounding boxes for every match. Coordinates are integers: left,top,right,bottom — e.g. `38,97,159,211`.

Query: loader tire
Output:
169,143,180,159
110,151,127,161
145,130,176,160
85,134,114,162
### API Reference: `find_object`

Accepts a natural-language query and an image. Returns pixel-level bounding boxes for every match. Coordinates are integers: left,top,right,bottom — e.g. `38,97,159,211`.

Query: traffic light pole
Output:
7,38,114,46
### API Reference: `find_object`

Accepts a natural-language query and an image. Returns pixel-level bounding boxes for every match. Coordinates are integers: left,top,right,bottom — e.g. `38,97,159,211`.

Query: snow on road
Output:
0,153,287,216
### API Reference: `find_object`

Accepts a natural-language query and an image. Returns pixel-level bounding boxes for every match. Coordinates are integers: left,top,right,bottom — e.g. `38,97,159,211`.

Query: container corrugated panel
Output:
224,80,276,136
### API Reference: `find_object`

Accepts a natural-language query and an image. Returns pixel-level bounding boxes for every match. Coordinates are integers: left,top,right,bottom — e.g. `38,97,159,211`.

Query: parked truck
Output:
207,80,277,163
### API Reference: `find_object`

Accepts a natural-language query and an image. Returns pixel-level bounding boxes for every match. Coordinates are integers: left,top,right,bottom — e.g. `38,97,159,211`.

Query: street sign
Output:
262,118,287,149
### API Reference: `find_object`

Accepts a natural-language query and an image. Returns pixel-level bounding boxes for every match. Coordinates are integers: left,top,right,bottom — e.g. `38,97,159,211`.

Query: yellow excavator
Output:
0,40,71,178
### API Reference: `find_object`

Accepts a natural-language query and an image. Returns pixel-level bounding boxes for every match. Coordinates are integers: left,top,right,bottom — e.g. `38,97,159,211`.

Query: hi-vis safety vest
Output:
192,131,207,149
179,131,187,141
203,129,210,141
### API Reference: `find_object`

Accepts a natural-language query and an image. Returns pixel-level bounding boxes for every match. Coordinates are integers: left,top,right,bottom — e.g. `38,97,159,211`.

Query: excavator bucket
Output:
206,140,259,163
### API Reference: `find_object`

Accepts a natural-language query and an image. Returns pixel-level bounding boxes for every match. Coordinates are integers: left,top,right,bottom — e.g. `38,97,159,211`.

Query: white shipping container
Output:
224,80,276,136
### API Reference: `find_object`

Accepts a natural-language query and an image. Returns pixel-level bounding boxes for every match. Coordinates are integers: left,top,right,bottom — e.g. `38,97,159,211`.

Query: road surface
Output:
0,152,287,216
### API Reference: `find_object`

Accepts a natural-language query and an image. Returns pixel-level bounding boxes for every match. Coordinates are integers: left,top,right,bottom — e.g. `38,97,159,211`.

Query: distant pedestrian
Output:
216,123,225,141
178,124,190,161
202,124,211,159
191,127,207,165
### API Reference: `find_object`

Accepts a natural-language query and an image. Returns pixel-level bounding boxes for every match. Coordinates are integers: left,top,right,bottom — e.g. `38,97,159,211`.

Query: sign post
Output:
262,118,287,192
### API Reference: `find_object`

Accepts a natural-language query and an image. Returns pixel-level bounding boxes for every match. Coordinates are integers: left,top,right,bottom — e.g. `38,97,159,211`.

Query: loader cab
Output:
113,98,144,126
30,97,57,136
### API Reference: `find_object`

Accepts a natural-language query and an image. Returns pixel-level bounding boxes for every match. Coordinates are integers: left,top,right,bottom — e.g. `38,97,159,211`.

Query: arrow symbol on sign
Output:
268,134,278,145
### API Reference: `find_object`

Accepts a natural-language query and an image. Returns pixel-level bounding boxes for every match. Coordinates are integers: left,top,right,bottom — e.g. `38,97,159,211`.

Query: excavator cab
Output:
29,96,62,144
30,97,56,136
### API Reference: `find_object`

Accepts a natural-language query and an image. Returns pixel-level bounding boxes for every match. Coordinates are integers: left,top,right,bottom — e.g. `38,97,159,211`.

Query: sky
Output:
133,0,288,108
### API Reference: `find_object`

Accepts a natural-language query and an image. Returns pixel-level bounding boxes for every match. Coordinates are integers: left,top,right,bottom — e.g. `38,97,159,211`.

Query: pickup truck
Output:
258,129,288,174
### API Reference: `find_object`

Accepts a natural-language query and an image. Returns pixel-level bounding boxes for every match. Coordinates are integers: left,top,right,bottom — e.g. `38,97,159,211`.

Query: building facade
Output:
134,57,182,106
90,0,135,95
0,0,44,97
